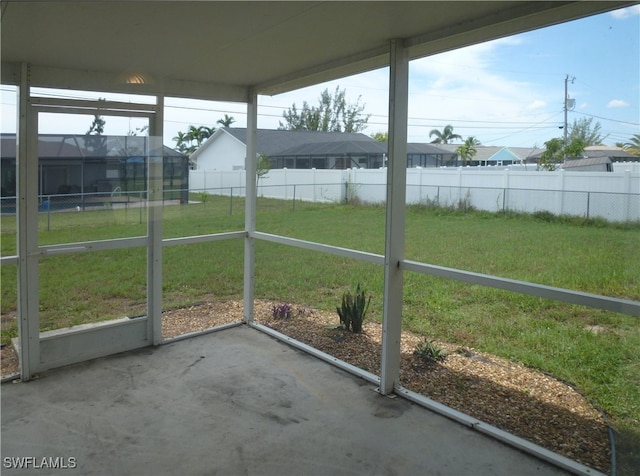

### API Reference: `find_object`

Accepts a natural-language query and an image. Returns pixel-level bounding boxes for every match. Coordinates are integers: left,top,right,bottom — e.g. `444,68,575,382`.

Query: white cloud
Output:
610,5,640,19
607,99,630,108
526,100,547,110
399,38,560,145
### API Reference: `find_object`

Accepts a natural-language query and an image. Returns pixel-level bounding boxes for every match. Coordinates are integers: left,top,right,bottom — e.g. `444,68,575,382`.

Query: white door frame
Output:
17,88,163,380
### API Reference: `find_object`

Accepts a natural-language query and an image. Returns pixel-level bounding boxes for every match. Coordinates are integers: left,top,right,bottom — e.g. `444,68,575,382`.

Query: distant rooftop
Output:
0,134,185,159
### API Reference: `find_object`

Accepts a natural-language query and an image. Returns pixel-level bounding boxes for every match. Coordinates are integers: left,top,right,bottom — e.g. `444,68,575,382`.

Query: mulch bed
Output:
1,299,611,473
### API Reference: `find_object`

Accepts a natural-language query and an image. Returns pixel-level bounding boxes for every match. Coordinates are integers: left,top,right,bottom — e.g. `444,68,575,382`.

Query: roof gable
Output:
189,128,247,161
487,148,522,163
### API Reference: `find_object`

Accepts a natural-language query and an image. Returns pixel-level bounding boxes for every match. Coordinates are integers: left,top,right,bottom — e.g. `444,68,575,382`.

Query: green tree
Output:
256,153,271,192
538,137,585,171
567,117,607,146
279,86,370,133
173,131,190,154
127,125,148,136
456,136,480,165
85,99,106,154
187,125,215,147
622,134,640,156
217,114,236,127
87,114,105,136
538,118,606,170
538,138,564,171
371,131,388,142
173,125,215,155
429,124,462,144
538,137,586,171
564,137,586,158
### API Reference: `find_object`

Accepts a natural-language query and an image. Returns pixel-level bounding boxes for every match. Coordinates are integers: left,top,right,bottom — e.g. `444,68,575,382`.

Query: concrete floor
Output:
1,325,570,476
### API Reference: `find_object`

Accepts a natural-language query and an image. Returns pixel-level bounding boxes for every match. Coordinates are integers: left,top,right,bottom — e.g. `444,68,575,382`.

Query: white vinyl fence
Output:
189,163,640,222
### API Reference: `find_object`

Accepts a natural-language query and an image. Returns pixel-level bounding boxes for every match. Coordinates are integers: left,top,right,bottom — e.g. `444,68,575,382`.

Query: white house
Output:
192,127,463,171
190,128,382,171
190,128,249,171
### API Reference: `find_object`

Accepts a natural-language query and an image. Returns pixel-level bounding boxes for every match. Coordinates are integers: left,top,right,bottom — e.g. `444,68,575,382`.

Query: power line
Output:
3,86,634,140
573,110,639,127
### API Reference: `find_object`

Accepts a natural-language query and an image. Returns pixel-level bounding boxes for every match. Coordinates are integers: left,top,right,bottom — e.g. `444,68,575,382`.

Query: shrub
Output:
455,190,475,212
414,339,447,363
344,178,362,206
197,191,210,204
532,210,556,222
336,283,371,333
272,302,293,320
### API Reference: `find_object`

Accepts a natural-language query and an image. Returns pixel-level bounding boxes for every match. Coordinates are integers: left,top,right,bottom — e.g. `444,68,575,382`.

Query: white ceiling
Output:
1,1,634,101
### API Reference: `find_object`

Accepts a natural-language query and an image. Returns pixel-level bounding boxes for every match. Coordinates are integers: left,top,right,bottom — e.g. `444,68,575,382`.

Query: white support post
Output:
243,91,258,323
16,63,40,380
380,40,409,395
147,96,164,345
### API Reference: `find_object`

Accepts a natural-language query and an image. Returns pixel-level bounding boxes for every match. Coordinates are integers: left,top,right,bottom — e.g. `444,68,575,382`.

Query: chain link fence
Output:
2,183,638,226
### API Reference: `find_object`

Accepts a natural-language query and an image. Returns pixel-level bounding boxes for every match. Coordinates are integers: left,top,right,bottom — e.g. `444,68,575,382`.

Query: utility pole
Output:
563,74,575,148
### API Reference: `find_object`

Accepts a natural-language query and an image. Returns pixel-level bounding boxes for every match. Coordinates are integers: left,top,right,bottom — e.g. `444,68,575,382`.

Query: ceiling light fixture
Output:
117,70,154,85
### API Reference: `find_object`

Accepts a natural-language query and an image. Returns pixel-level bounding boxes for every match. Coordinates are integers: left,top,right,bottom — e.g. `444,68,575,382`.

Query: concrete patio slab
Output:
1,325,569,476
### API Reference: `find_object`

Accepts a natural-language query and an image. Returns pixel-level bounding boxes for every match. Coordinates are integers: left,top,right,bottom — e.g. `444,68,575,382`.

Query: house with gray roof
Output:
406,143,458,167
191,128,456,171
562,146,638,172
526,145,639,171
191,128,387,170
436,144,543,166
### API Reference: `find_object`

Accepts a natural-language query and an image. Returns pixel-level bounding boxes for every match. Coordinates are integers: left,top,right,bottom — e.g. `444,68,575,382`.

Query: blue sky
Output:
1,5,638,149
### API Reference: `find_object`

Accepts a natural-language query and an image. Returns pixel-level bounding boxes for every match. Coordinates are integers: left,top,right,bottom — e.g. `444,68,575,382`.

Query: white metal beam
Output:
401,259,640,317
253,232,384,266
16,63,40,380
380,41,409,395
148,97,164,345
29,97,158,113
243,92,258,323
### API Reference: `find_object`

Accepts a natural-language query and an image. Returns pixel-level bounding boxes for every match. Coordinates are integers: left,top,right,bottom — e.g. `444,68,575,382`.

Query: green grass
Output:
1,197,639,469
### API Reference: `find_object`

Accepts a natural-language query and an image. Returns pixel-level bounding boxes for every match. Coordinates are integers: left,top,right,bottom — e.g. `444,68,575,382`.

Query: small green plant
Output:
532,210,556,222
272,302,293,320
197,191,209,205
344,177,362,205
336,283,370,333
414,338,447,363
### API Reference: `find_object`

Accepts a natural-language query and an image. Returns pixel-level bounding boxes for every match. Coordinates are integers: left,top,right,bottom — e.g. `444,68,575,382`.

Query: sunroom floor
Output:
1,325,570,476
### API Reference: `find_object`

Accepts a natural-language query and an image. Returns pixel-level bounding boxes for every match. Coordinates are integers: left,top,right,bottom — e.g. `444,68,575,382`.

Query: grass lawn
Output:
1,197,639,471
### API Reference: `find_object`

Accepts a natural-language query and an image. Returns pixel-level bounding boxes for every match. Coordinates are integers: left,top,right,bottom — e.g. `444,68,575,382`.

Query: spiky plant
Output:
414,339,447,363
336,284,371,333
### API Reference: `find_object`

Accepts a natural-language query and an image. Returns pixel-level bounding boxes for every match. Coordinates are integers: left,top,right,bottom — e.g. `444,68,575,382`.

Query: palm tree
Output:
429,124,462,144
622,134,640,156
217,114,236,127
173,131,189,153
456,136,481,165
188,125,215,143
